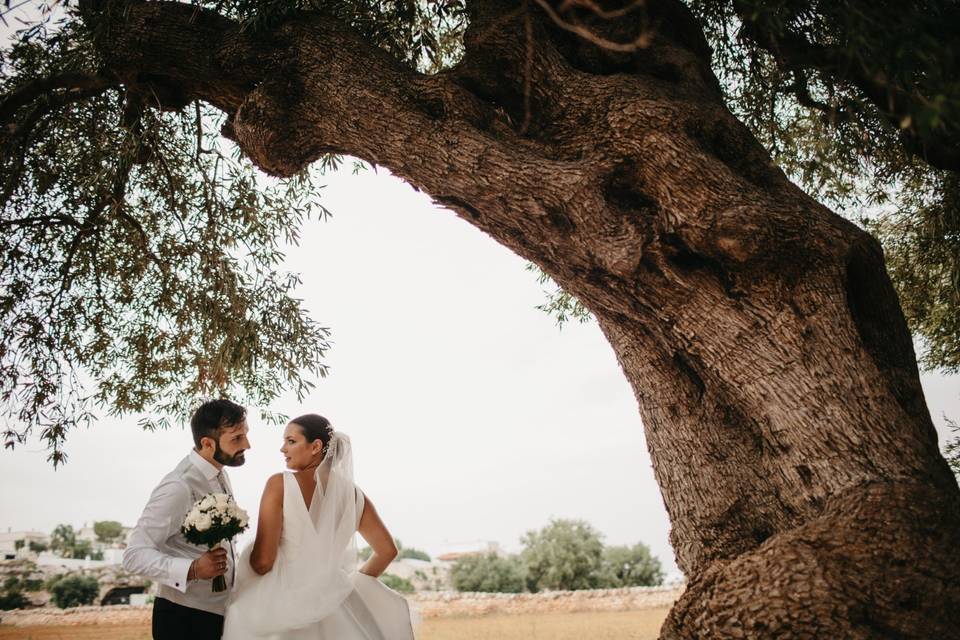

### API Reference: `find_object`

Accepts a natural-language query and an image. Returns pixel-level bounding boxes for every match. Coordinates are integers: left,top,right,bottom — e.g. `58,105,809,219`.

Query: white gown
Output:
222,468,414,640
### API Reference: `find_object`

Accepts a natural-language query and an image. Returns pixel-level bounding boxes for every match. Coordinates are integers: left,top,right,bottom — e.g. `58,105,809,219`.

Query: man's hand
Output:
191,547,228,580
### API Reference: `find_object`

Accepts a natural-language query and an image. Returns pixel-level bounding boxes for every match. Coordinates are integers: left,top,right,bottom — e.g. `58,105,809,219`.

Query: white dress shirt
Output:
123,450,237,615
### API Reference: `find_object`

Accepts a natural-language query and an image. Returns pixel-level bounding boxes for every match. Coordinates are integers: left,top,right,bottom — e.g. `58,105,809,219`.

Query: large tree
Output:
2,0,958,637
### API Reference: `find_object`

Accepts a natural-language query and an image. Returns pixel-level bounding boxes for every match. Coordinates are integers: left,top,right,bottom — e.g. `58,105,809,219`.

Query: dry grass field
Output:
0,608,671,640
422,609,670,639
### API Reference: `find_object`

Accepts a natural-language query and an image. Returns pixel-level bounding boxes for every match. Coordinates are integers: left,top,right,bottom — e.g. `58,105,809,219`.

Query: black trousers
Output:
152,597,224,640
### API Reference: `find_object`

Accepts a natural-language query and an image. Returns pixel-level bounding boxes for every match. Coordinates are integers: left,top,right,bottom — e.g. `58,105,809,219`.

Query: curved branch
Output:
81,0,592,260
0,72,117,124
77,0,261,114
531,0,652,52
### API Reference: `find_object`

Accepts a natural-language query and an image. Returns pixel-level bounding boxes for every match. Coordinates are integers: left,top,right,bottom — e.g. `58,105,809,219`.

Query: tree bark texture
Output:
83,1,960,637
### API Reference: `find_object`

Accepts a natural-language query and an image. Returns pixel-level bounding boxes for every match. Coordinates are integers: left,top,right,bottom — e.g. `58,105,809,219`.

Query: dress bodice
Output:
279,472,364,551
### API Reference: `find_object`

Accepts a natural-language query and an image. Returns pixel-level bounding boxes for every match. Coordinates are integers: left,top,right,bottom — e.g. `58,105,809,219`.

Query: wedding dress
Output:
222,434,415,640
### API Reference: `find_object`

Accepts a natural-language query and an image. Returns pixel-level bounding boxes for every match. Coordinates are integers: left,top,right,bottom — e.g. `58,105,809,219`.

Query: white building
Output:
434,541,503,562
388,558,451,591
0,529,49,560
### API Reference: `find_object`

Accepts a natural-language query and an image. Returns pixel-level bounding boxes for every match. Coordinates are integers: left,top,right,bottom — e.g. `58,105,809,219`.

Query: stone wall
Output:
0,585,684,626
0,559,149,609
414,585,684,618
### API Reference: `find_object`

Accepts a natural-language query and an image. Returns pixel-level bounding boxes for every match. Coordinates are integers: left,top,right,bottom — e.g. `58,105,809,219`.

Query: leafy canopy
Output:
93,520,123,543
521,518,605,592
450,552,527,593
1,6,334,463
1,0,958,464
600,542,664,587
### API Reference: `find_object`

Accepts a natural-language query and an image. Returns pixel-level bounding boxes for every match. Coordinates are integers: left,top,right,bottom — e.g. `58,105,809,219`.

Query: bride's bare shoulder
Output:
263,473,285,493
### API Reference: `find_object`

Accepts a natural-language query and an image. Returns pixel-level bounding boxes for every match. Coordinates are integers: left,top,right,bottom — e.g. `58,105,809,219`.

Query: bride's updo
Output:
290,414,333,457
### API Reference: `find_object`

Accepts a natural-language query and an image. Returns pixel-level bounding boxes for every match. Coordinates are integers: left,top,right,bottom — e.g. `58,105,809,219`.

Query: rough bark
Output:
79,0,960,637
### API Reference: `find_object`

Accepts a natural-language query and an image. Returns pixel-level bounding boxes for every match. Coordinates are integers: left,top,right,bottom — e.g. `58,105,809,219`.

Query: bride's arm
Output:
356,493,398,577
249,473,284,575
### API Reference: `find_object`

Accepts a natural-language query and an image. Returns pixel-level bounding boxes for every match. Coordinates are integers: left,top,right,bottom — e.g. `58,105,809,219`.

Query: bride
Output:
223,414,415,639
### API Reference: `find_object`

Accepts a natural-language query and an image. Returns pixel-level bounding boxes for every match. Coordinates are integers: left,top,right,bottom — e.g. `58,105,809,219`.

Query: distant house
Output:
389,557,452,591
0,529,49,560
76,525,97,543
435,541,503,562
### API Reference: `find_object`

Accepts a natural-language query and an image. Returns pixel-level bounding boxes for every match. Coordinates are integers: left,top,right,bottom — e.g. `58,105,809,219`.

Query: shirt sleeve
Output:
122,478,195,593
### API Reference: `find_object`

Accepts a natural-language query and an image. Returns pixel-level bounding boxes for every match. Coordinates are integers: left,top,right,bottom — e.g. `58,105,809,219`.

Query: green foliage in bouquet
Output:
180,494,249,549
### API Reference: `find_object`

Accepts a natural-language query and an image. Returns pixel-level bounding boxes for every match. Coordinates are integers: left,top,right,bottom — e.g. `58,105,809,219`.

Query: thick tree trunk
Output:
84,1,960,637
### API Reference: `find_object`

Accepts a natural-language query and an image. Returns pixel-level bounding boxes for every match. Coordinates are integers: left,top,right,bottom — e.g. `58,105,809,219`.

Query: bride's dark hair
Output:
290,414,333,448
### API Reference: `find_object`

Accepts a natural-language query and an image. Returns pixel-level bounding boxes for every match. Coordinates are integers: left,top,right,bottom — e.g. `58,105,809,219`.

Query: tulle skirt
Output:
223,551,415,640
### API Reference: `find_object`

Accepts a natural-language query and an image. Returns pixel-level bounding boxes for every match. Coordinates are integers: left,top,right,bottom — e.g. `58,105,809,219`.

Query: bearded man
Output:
123,399,251,640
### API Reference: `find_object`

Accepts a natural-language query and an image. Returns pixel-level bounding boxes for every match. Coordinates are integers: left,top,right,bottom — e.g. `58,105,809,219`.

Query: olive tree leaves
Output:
1,14,330,463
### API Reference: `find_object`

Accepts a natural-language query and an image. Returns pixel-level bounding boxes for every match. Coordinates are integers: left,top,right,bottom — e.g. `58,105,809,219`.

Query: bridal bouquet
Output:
181,492,250,592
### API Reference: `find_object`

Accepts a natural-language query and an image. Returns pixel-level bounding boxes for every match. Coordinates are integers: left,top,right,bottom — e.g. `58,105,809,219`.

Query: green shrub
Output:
44,574,65,591
378,573,415,594
0,589,28,610
49,525,76,556
450,553,526,593
27,540,48,553
397,547,431,562
599,543,664,587
521,519,604,592
22,578,44,592
49,575,100,608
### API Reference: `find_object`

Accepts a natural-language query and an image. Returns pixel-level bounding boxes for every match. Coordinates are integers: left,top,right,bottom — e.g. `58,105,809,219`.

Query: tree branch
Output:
530,0,652,52
0,215,82,230
77,0,261,114
733,1,960,171
0,72,117,125
48,148,134,315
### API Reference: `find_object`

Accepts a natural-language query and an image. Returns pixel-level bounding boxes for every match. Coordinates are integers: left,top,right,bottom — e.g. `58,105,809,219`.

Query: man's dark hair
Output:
190,399,246,449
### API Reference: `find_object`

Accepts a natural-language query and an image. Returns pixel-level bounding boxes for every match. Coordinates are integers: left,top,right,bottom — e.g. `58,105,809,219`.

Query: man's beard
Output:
214,442,246,467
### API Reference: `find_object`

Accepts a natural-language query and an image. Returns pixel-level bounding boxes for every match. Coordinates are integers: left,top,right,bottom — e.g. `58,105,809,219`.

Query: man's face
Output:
213,420,251,467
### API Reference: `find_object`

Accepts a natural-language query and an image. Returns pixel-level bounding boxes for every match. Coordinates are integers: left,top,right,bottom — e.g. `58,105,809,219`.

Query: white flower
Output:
196,514,213,531
182,492,249,541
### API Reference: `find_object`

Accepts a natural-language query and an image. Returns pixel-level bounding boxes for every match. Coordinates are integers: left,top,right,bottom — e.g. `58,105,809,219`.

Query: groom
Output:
123,399,251,640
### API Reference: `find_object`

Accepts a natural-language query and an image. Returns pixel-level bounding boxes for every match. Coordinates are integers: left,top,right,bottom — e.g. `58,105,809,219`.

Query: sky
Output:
2,166,959,583
0,7,957,584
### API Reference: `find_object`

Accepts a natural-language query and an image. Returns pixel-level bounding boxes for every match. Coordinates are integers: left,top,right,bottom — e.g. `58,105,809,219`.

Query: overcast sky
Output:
2,166,958,581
